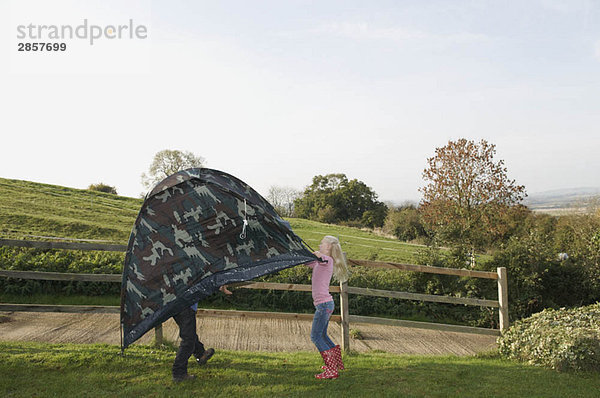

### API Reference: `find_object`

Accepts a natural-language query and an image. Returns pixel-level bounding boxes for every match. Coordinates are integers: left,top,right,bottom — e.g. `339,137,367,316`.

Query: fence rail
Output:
0,239,507,351
347,258,498,279
346,286,499,307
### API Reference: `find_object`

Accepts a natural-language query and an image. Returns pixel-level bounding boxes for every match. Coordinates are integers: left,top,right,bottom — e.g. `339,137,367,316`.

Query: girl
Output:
306,235,350,379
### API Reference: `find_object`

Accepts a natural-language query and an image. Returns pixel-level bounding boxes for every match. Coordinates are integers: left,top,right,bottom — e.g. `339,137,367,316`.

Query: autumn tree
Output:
419,139,526,249
141,150,205,190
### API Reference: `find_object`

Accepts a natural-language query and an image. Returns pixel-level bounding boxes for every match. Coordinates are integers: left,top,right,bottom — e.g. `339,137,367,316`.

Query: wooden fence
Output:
0,238,508,351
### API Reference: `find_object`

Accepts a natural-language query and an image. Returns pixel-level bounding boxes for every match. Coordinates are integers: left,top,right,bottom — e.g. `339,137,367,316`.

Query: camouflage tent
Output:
120,168,316,349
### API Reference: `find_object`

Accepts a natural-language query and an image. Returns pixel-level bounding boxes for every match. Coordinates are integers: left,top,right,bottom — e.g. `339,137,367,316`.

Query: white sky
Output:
1,0,599,202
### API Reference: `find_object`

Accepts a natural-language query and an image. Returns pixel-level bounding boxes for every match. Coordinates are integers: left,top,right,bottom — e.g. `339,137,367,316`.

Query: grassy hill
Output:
0,178,140,243
0,177,422,263
0,178,472,325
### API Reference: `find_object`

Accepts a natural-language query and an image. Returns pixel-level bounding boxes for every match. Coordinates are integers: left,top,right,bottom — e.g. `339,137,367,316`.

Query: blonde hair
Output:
323,235,350,283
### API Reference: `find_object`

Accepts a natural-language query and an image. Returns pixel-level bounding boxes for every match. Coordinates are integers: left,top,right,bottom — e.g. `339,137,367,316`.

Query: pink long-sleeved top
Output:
306,254,334,306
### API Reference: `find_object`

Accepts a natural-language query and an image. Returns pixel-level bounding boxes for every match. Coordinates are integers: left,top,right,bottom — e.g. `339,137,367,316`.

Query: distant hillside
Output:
0,178,142,242
0,178,422,263
524,187,600,214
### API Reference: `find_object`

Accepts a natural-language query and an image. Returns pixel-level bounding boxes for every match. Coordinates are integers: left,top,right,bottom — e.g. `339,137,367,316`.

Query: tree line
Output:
270,138,530,251
58,141,600,325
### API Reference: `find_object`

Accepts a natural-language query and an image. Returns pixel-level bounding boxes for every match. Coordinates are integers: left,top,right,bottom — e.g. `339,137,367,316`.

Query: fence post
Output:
340,280,350,353
339,252,350,352
154,323,163,345
497,267,509,331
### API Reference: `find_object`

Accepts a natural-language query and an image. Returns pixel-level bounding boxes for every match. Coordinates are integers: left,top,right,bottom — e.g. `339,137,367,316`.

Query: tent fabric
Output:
120,168,316,348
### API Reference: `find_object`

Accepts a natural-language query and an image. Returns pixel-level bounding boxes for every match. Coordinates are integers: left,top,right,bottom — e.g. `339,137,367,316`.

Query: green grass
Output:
1,342,599,397
0,177,425,263
289,218,424,263
0,178,140,242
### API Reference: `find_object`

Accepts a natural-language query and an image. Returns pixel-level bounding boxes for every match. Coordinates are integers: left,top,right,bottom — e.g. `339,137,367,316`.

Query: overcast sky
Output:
1,0,599,203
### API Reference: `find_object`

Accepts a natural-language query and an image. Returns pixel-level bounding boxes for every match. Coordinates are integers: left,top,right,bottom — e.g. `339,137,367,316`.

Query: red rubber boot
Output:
332,345,345,370
321,345,345,371
315,347,338,379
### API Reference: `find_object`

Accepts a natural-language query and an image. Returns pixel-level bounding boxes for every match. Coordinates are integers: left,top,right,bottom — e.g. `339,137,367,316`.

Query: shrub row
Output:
0,247,124,296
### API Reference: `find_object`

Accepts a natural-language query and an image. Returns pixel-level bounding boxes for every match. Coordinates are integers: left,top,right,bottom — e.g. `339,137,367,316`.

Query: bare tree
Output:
141,150,206,190
267,185,301,217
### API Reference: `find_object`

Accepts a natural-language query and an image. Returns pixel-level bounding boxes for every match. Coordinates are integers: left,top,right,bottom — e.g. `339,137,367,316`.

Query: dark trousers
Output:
172,307,205,377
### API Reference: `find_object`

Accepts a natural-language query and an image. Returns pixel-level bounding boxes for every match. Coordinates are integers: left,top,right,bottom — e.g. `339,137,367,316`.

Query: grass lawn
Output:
1,342,599,397
288,218,427,263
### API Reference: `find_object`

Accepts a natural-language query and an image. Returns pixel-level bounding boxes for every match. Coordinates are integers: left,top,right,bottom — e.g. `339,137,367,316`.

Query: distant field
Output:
0,177,423,263
525,188,600,215
531,207,593,216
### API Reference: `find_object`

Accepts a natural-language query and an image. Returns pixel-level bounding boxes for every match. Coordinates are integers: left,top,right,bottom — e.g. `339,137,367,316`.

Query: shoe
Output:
315,366,338,379
196,348,215,366
173,374,196,382
315,347,338,379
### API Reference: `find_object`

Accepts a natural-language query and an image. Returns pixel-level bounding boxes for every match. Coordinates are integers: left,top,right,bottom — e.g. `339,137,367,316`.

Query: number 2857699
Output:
17,42,67,51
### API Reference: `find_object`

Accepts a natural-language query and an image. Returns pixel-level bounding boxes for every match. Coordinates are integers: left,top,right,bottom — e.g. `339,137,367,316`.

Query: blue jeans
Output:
311,301,336,352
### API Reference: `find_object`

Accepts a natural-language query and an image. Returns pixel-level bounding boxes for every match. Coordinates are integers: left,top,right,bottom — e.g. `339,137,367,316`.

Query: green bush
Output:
487,213,600,322
498,303,600,372
383,206,427,242
88,183,118,195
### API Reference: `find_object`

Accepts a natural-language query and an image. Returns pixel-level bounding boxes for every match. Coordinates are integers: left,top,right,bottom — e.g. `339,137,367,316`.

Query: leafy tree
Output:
294,173,387,227
88,183,117,195
361,204,388,229
383,204,427,241
419,139,526,249
141,150,205,190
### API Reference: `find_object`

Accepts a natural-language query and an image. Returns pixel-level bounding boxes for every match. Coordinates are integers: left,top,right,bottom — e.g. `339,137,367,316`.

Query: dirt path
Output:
0,312,497,356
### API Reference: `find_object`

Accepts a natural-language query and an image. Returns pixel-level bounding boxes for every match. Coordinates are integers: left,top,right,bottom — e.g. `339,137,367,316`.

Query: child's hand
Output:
313,251,328,264
220,285,233,295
